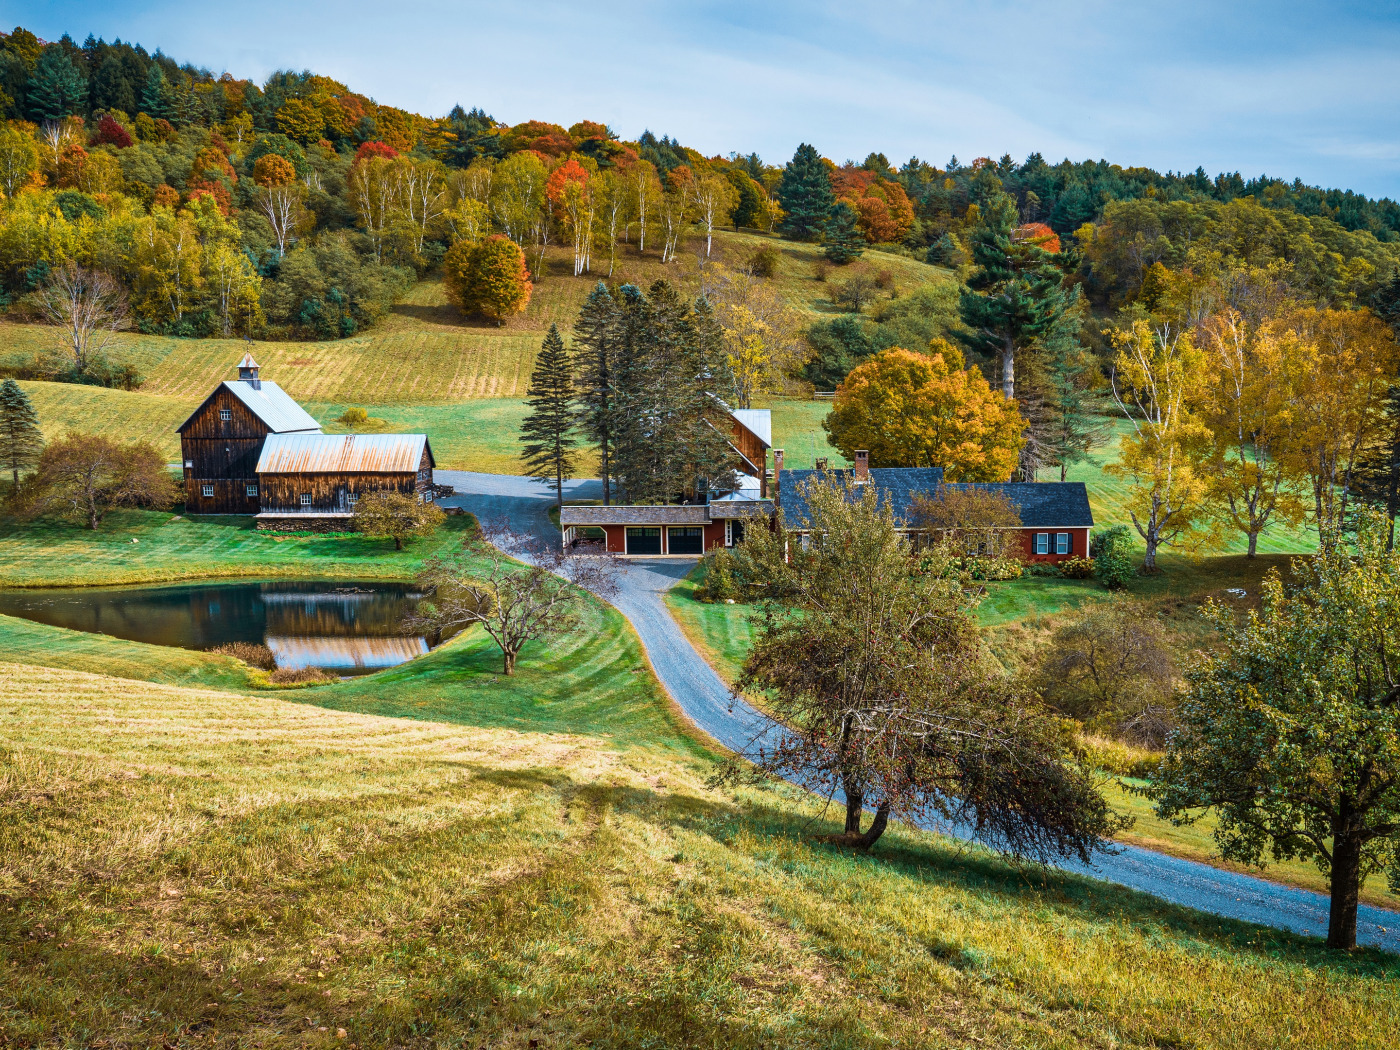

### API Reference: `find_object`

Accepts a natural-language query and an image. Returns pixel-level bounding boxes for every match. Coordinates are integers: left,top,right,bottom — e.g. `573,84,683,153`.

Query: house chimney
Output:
772,448,784,502
854,450,869,482
237,351,261,390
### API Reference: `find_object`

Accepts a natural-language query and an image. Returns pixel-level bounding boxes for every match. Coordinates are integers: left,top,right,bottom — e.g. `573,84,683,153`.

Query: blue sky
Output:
10,1,1400,197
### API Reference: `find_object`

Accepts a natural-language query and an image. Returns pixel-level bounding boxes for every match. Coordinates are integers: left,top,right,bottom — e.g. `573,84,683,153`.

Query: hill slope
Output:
2,658,1396,1048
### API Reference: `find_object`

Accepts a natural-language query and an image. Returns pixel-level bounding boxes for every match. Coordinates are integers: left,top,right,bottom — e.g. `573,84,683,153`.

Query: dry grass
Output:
1,660,1396,1048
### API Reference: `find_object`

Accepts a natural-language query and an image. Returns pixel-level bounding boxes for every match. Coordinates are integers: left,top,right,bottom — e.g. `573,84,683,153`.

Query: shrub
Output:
874,268,895,290
831,275,879,313
442,235,533,323
1093,524,1136,590
749,244,781,278
267,666,335,686
811,260,830,283
337,406,369,426
210,641,276,670
1078,735,1163,780
353,490,446,549
1059,556,1096,579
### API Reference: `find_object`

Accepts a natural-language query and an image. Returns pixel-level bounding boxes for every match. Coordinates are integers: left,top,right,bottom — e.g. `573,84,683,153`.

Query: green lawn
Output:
0,508,475,588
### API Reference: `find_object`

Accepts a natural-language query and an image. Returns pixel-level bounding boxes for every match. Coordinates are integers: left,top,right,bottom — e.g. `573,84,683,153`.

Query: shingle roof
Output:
777,467,944,527
560,505,711,526
776,468,1094,529
256,434,432,474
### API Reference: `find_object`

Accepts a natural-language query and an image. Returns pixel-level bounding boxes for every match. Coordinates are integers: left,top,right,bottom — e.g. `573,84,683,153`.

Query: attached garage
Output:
625,527,663,555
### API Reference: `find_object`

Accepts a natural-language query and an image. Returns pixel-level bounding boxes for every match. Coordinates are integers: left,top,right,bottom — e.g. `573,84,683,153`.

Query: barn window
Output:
219,409,231,421
300,494,312,506
1034,533,1049,555
246,484,258,497
184,460,193,469
347,492,359,504
201,485,215,497
1056,533,1070,555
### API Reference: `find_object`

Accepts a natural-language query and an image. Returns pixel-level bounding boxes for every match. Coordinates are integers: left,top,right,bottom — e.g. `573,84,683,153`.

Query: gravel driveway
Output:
437,469,1400,952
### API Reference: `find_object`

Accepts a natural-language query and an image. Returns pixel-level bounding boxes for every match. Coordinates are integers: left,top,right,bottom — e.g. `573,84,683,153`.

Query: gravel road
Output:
437,469,1400,953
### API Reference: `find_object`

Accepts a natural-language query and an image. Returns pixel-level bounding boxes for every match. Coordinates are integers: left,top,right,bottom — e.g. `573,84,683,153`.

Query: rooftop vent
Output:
237,352,261,390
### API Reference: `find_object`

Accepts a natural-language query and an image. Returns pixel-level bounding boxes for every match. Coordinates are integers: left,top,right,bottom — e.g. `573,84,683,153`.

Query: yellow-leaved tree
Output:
823,342,1024,480
1108,320,1214,570
1197,309,1309,557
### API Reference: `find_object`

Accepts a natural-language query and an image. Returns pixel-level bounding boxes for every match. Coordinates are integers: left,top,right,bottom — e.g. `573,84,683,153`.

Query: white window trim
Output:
1034,533,1050,555
246,484,258,497
219,408,231,421
299,494,312,506
724,520,733,547
201,484,215,497
1056,533,1070,555
347,492,359,504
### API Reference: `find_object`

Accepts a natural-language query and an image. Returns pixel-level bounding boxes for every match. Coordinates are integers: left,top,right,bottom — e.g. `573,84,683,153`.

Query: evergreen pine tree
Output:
823,202,866,264
519,324,578,509
0,378,43,496
26,47,87,123
573,282,619,505
141,64,169,118
958,192,1067,402
777,143,835,241
1037,296,1110,481
607,284,652,504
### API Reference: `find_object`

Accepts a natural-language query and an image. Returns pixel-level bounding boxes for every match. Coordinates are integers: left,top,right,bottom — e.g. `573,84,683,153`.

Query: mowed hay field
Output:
4,232,938,471
4,658,1400,1049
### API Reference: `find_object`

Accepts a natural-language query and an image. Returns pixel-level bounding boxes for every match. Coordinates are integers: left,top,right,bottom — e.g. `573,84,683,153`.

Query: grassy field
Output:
0,508,476,588
4,657,1398,1048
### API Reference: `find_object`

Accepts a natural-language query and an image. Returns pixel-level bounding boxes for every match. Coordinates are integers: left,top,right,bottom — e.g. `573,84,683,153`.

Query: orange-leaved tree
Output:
443,234,533,323
823,342,1024,480
546,157,594,276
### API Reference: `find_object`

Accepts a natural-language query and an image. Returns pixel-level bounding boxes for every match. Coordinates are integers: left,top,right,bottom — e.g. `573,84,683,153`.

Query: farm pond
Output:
0,580,441,675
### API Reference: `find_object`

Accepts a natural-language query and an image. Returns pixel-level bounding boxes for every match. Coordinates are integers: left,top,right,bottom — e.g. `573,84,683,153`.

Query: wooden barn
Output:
255,432,435,525
177,355,434,529
177,354,322,514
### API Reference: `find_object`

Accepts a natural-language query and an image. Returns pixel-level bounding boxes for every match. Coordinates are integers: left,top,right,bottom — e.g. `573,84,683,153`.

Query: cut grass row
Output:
3,656,1397,1049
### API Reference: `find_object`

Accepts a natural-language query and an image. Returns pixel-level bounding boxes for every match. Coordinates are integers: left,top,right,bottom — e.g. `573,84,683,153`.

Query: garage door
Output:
625,527,662,555
667,526,704,554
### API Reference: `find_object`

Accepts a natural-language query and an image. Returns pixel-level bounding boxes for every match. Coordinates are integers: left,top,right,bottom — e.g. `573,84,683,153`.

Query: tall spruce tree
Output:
1039,296,1110,481
0,378,43,495
519,324,578,509
574,282,619,505
26,47,87,122
777,143,835,242
958,193,1067,402
824,202,866,264
141,64,169,118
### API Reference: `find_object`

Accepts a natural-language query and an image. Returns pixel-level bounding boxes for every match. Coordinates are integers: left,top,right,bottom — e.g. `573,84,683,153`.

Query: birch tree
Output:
693,172,738,258
630,160,661,253
36,262,129,374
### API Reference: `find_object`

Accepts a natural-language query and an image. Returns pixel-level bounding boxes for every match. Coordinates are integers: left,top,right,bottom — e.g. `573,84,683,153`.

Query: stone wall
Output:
254,516,356,534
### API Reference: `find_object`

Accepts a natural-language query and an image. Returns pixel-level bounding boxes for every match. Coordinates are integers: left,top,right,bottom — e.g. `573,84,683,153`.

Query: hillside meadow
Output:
4,647,1399,1049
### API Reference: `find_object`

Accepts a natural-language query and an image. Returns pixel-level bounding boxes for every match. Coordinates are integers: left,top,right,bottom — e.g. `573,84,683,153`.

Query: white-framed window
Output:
1056,533,1070,555
425,490,433,502
246,484,258,497
219,408,231,421
184,460,194,469
300,493,312,506
1034,533,1050,555
724,520,733,547
347,492,359,504
201,484,215,497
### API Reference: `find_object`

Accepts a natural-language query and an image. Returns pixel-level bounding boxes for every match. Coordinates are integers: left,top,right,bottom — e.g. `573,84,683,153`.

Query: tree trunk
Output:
395,535,404,550
844,786,863,834
1002,337,1015,401
1142,532,1158,571
856,802,890,849
502,649,517,676
1247,530,1258,558
1327,814,1364,950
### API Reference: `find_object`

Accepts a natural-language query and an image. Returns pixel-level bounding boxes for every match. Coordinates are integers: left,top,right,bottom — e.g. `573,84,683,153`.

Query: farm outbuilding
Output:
177,356,435,529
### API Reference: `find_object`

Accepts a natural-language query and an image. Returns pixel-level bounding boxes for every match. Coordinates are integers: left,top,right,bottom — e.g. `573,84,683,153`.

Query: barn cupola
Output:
237,352,261,390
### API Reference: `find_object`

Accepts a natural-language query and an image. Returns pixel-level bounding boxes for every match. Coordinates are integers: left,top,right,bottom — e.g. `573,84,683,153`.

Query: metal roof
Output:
731,409,772,448
224,380,322,433
256,433,432,474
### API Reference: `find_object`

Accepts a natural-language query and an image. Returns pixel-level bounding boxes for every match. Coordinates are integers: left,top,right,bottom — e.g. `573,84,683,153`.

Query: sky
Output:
9,0,1400,198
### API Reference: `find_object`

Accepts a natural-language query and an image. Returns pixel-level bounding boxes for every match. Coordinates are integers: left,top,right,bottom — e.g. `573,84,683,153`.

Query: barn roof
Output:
776,468,1094,529
176,380,322,435
256,434,433,474
731,409,772,448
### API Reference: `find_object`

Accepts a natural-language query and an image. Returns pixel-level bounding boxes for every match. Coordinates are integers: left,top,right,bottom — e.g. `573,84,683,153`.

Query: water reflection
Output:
0,580,434,676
